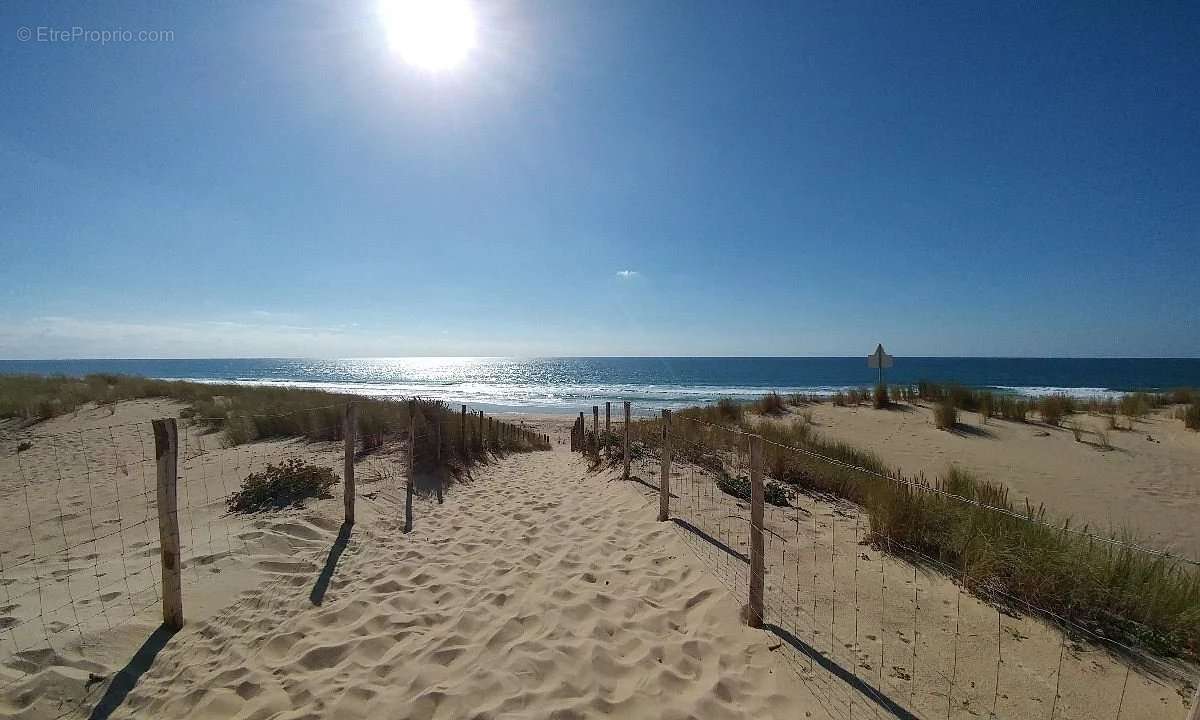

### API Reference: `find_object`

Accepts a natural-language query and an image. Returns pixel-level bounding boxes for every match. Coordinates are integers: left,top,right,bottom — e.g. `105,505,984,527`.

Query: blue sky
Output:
1,1,1197,358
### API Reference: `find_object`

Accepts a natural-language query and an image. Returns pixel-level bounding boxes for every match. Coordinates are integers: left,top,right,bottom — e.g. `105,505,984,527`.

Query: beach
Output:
1,398,1197,719
0,403,829,719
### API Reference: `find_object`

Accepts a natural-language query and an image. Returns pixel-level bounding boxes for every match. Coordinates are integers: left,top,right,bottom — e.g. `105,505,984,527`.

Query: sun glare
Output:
379,0,477,71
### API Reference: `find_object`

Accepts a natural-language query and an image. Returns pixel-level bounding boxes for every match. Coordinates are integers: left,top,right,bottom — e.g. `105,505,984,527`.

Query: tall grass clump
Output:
1184,402,1200,431
754,391,786,415
869,467,1200,657
1038,395,1073,426
934,399,957,429
977,390,994,422
716,397,745,423
872,383,889,409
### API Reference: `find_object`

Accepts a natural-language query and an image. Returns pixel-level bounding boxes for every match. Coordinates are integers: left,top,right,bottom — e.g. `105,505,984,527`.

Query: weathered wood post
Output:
477,411,484,451
487,417,493,451
405,400,415,534
623,401,631,480
748,434,765,629
658,409,672,521
152,418,183,630
435,418,443,504
460,405,467,458
343,402,357,525
605,402,611,454
592,406,599,455
578,412,585,454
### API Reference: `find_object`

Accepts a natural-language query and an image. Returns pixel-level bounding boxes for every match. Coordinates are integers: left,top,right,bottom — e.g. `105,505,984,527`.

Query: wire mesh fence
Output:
591,405,1200,720
0,397,551,695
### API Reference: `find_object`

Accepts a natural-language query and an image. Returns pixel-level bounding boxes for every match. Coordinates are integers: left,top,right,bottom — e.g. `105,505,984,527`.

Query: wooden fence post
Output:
435,419,443,504
748,434,765,629
605,402,611,452
592,406,599,455
343,403,356,525
658,409,671,521
578,412,585,454
623,401,631,480
405,400,414,533
460,405,467,457
152,418,183,630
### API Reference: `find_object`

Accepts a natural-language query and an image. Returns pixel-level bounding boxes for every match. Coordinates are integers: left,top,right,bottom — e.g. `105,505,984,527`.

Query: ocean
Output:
1,357,1197,413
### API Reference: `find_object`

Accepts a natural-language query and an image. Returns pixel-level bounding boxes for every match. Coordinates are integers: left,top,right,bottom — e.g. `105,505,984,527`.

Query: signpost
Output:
867,343,894,385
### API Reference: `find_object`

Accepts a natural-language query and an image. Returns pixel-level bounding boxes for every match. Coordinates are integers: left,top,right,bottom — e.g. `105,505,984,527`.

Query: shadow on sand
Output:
763,623,918,720
310,521,353,606
87,624,177,720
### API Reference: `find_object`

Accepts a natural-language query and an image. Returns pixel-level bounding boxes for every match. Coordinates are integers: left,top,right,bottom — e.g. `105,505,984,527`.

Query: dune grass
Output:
1183,402,1200,431
0,374,549,468
933,399,958,429
634,404,1200,659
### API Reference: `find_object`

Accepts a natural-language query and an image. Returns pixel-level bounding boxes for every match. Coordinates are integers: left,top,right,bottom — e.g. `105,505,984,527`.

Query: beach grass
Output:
934,398,958,429
634,403,1200,659
0,374,549,467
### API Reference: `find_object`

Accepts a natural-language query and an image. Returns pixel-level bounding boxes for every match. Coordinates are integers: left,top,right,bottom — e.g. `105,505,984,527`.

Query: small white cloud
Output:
616,270,639,279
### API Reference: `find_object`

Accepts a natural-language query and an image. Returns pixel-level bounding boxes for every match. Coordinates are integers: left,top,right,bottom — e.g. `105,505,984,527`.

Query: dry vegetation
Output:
0,374,550,473
632,391,1200,659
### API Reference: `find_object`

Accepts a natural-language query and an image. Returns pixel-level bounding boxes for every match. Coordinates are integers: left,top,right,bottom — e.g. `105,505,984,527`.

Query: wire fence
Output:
582,405,1200,720
0,398,550,698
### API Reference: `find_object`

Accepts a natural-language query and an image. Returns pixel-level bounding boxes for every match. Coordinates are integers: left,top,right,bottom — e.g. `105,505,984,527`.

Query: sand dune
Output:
765,402,1200,560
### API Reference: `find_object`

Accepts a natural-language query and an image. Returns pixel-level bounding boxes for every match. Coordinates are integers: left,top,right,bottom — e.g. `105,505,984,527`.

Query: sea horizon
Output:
3,356,1197,413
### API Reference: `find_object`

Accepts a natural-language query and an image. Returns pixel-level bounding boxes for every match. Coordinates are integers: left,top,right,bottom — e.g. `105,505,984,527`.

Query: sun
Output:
379,0,477,72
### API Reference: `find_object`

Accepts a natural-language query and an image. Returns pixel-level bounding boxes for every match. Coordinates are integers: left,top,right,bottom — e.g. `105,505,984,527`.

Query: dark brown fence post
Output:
592,406,599,455
658,409,671,521
405,399,414,533
343,402,356,525
623,401,631,480
152,418,183,630
748,434,765,628
605,402,611,452
460,404,467,457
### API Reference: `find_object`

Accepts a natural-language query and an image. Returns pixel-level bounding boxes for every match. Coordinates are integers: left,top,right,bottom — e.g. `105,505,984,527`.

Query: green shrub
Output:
934,399,958,429
716,473,790,507
872,383,889,409
227,459,338,512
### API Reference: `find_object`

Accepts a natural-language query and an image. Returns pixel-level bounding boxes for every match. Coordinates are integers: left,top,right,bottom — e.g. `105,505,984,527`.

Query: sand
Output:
763,402,1200,561
1,403,832,719
1,400,1196,719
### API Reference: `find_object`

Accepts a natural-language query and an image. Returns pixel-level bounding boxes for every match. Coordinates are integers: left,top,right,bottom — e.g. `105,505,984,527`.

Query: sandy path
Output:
98,446,831,719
